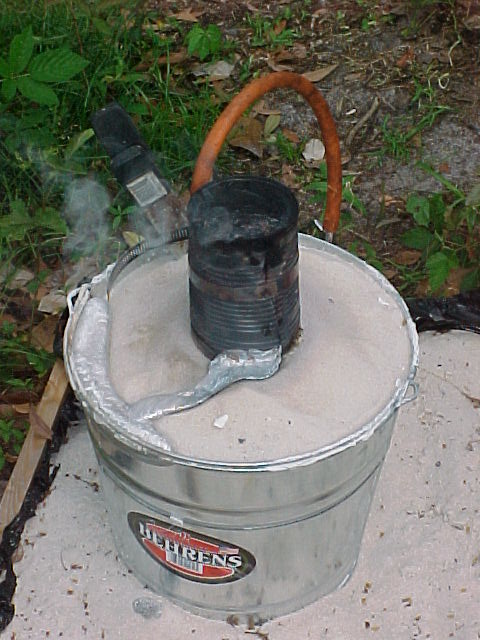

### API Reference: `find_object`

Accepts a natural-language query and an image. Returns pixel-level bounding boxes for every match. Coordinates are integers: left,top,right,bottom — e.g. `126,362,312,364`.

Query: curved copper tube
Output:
190,71,342,234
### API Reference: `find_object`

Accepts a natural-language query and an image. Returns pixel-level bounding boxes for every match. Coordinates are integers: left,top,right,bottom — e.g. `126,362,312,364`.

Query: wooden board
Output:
0,360,70,537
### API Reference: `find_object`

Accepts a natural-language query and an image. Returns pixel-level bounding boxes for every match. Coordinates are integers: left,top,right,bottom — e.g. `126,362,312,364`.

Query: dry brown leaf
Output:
302,64,339,83
1,267,35,289
251,100,281,116
273,48,295,63
438,162,450,173
272,44,307,64
12,403,30,414
37,290,66,315
152,49,188,67
415,278,430,297
383,268,397,280
122,230,143,248
445,267,473,296
228,117,264,158
381,195,403,207
273,19,287,35
395,249,422,266
30,407,52,440
281,164,298,190
463,14,480,28
396,47,415,68
31,316,57,352
312,8,329,17
170,8,204,22
0,313,16,326
266,56,293,72
0,405,14,417
411,133,422,148
282,128,300,144
291,43,307,60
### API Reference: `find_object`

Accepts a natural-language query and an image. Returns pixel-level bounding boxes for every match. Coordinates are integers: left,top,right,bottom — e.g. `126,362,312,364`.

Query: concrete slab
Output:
4,331,480,640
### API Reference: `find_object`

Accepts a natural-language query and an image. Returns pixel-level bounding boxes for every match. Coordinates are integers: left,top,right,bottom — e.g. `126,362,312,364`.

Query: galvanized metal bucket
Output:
64,235,418,623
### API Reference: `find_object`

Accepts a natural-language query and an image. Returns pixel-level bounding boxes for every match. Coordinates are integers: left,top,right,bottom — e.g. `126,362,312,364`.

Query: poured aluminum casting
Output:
65,269,282,452
129,346,281,421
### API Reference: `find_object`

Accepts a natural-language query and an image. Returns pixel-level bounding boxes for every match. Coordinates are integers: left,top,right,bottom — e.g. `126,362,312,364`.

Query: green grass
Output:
395,164,480,293
0,1,231,466
0,1,230,275
245,13,300,48
377,76,451,163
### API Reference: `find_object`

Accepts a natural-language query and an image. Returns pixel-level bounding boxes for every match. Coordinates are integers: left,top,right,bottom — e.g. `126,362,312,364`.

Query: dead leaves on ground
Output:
170,8,205,22
302,64,339,83
228,117,264,158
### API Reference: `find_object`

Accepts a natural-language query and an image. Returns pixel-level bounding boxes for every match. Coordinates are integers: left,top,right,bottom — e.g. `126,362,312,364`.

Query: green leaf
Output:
76,0,92,16
65,128,95,158
416,162,464,199
406,194,430,227
465,183,480,207
1,78,16,101
8,26,34,73
206,25,222,54
428,193,446,234
461,268,480,292
186,24,222,60
465,206,478,234
29,48,89,83
0,200,32,240
0,57,10,78
10,199,31,224
19,108,50,128
16,77,58,105
426,251,452,292
34,207,68,234
92,17,113,36
186,25,204,55
400,227,434,250
264,114,281,137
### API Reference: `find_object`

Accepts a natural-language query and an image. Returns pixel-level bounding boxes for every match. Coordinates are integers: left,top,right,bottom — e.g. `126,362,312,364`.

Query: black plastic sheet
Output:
406,289,480,334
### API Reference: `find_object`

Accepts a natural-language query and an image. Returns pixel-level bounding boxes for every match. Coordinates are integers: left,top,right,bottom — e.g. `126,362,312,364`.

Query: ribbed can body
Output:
187,176,300,358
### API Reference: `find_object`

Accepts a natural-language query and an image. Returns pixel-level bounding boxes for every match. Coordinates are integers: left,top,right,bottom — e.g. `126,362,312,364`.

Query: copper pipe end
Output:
190,71,342,234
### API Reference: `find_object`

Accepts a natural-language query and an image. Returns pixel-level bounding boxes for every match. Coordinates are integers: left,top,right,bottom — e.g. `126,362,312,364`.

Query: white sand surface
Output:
108,241,414,461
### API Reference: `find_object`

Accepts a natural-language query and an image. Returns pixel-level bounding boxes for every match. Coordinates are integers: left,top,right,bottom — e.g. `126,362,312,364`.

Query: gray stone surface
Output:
4,331,480,639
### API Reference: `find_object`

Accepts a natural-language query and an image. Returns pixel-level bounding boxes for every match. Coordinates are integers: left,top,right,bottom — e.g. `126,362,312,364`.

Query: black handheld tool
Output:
91,102,170,207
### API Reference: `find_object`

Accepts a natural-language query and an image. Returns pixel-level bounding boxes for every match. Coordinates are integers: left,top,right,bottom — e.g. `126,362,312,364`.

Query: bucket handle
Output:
190,71,342,236
399,379,419,406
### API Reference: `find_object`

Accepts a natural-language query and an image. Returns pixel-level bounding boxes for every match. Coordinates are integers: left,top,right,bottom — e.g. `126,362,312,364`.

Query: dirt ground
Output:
150,0,480,292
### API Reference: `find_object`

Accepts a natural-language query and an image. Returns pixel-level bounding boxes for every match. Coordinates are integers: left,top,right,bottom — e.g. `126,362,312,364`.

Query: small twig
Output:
346,96,380,148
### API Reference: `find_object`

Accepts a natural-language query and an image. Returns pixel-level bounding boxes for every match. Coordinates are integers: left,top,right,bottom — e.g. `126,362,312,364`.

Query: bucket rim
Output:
64,234,419,472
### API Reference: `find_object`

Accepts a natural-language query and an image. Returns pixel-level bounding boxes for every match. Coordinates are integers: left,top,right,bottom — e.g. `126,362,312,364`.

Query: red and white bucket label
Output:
128,512,256,584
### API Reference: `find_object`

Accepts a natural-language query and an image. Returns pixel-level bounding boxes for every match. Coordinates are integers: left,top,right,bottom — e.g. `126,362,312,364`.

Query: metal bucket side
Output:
64,234,419,621
85,407,397,622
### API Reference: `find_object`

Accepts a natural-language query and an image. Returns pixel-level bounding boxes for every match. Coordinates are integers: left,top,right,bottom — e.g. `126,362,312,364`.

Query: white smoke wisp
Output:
62,177,111,257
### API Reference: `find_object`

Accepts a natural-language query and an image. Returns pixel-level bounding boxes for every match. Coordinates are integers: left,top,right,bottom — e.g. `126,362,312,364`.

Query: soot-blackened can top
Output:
187,176,300,359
